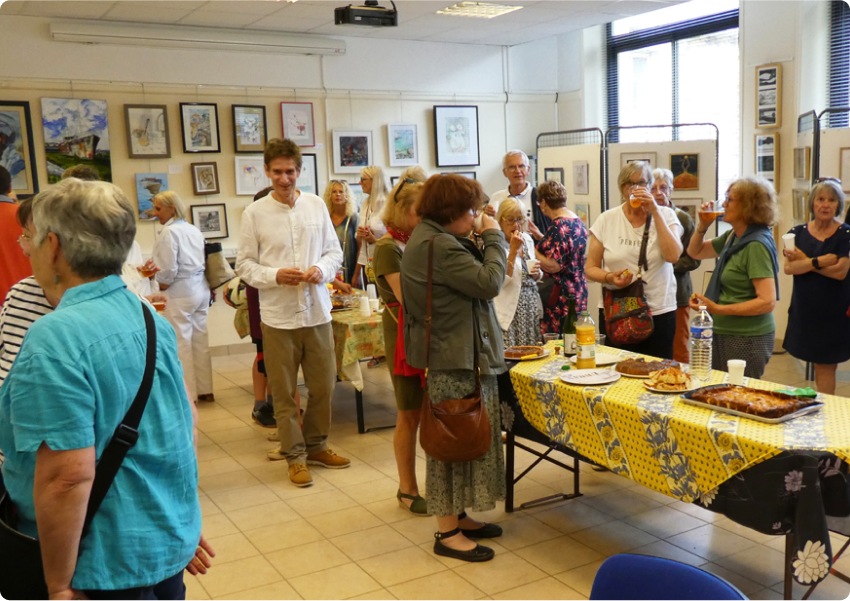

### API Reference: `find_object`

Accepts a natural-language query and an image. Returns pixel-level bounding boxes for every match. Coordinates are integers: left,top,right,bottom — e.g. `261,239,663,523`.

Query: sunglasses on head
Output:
816,177,841,184
395,178,417,202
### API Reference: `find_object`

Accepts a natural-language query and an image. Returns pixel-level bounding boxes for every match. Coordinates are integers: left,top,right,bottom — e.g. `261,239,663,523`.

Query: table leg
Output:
785,532,795,600
505,431,515,513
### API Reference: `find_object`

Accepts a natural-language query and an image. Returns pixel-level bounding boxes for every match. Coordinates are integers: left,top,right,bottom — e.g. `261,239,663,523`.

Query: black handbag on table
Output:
0,302,157,600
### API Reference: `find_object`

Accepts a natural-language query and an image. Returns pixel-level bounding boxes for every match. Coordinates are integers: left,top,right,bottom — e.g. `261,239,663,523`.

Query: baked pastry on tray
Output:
646,367,693,391
615,357,679,376
505,345,544,359
689,385,819,419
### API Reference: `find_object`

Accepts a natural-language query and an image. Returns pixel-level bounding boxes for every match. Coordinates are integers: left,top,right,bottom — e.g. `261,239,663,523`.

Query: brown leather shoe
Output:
288,463,313,487
306,449,351,469
197,394,215,402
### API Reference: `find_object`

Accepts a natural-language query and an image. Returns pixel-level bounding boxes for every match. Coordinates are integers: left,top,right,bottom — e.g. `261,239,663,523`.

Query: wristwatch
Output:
812,257,821,270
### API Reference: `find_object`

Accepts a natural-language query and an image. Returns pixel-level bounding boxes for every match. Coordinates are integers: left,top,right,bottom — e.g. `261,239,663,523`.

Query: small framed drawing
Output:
755,133,779,192
0,101,39,195
180,103,220,153
673,198,702,226
755,63,781,129
792,189,808,223
191,162,220,196
234,155,271,196
281,102,315,147
573,161,589,195
124,104,170,159
670,154,699,190
620,152,656,169
390,176,399,187
544,167,564,185
191,204,229,240
232,105,267,153
574,202,589,228
297,153,318,196
135,173,168,221
333,130,372,173
387,123,418,167
840,148,850,192
434,105,480,167
793,147,811,180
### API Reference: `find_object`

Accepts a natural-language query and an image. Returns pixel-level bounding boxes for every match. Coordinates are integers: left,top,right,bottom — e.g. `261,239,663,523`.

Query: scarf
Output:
388,226,410,244
704,224,779,303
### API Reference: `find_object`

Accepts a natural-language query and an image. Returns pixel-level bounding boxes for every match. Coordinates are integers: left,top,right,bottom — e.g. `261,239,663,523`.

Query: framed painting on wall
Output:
42,97,112,183
191,162,219,196
232,105,267,153
574,202,589,228
387,123,418,167
793,147,811,180
0,101,39,195
433,105,480,167
755,133,779,192
619,152,656,169
674,198,703,226
755,63,782,129
349,182,364,208
333,130,372,173
573,161,589,195
792,189,808,223
670,154,699,190
234,155,270,196
180,103,220,153
543,167,564,185
191,203,228,240
125,104,170,159
839,148,850,192
135,173,168,221
297,153,318,196
281,102,315,147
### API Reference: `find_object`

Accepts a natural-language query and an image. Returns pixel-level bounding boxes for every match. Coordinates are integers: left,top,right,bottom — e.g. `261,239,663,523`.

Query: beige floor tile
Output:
569,520,659,556
308,506,385,537
197,444,230,462
514,535,604,575
548,474,622,499
511,483,562,508
365,497,419,524
287,489,359,518
232,450,276,470
266,539,351,579
624,505,706,539
198,416,249,434
196,555,283,597
224,500,301,531
317,463,388,488
198,470,262,495
197,406,236,423
184,574,210,600
201,513,239,538
213,580,301,600
749,587,784,600
553,559,605,597
218,437,274,457
772,573,850,600
699,562,765,596
669,500,724,523
205,532,261,565
630,539,710,567
666,524,758,562
331,524,414,561
392,513,441,544
532,501,613,535
208,483,280,512
341,476,403,505
713,516,778,544
242,518,325,553
714,545,786,587
247,461,292,485
206,425,264,444
388,570,485,600
288,562,383,600
358,546,447,587
348,588,398,600
199,495,222,517
453,552,548,595
580,488,664,519
624,483,680,505
345,441,399,464
197,432,215,448
492,576,587,600
266,472,339,500
495,515,563,551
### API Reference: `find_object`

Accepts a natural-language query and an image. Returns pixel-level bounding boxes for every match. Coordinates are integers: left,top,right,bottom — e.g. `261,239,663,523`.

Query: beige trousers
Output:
262,321,336,465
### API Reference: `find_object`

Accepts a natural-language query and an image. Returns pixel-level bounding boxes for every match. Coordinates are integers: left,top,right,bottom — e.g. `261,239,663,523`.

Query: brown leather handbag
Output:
419,237,492,464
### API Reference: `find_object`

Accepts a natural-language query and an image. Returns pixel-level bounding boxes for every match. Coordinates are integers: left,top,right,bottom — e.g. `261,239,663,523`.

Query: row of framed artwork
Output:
615,152,702,190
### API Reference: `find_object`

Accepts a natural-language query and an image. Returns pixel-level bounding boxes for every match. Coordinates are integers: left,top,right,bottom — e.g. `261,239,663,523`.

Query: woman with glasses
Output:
352,166,388,289
493,199,543,346
586,162,683,359
688,176,780,379
782,178,850,393
323,180,359,288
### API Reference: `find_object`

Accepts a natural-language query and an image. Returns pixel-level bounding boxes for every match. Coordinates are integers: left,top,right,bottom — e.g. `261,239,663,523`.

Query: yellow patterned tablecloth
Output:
331,309,385,391
510,343,850,503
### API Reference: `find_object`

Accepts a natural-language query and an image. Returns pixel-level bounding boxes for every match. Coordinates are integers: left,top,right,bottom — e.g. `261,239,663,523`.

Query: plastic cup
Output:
543,333,560,345
700,200,725,221
728,360,746,385
152,301,166,313
782,234,796,250
358,296,372,317
526,258,540,273
596,334,606,348
366,284,377,300
369,298,380,312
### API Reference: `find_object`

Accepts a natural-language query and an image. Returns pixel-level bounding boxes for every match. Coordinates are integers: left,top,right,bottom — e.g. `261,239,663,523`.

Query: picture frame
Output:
840,148,850,193
281,102,315,147
433,105,480,167
793,147,811,181
297,153,318,196
574,202,589,228
673,198,703,226
755,63,782,129
232,105,267,153
456,171,476,180
620,152,656,169
191,162,220,196
0,100,39,195
234,155,270,196
670,153,699,190
349,182,364,208
387,123,418,167
124,104,170,159
755,133,780,193
191,203,229,240
390,176,399,187
135,173,168,221
179,103,220,153
332,130,372,173
792,189,808,223
543,167,564,185
573,161,589,195
42,97,112,184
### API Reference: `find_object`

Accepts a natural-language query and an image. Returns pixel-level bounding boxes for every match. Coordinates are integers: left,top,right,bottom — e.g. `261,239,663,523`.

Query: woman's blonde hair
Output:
617,161,652,199
729,176,779,227
382,179,423,231
152,190,187,221
399,165,428,183
360,165,388,206
496,199,523,225
323,180,356,217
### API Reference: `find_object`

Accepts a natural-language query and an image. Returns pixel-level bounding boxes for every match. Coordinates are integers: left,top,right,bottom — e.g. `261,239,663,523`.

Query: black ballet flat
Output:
458,511,503,539
433,528,495,562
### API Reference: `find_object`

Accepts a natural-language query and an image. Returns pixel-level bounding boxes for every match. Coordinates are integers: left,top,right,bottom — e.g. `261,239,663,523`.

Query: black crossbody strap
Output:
82,302,157,536
637,213,652,275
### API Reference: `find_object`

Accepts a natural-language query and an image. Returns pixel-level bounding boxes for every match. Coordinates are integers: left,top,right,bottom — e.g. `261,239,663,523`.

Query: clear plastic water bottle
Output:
689,305,713,384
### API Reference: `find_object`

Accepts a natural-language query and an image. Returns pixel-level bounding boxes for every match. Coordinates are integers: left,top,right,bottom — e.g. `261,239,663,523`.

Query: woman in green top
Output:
687,176,780,378
373,178,428,516
323,180,358,290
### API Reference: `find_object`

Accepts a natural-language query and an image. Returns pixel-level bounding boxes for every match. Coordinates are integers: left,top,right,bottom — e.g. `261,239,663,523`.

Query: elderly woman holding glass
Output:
783,178,850,393
688,176,780,379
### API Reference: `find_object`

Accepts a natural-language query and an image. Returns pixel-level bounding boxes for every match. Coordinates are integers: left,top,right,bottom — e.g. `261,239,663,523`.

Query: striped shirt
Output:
0,277,53,386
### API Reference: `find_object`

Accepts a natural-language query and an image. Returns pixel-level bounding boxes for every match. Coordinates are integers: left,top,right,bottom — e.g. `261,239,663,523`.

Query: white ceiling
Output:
0,0,685,46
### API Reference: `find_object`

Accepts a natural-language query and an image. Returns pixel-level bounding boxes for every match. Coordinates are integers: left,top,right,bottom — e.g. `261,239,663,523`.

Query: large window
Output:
827,0,850,128
608,1,740,190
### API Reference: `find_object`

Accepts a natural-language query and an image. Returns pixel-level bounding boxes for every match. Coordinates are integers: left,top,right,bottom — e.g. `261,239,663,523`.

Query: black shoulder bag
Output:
0,302,157,600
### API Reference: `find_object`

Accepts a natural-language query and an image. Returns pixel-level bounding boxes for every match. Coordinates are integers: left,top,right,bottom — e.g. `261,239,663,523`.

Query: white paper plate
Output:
643,381,699,394
506,349,551,361
559,369,621,386
569,353,621,366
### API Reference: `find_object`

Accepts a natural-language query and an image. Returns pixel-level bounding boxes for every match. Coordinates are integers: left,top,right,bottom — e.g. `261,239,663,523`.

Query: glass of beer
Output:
700,199,725,221
629,184,646,208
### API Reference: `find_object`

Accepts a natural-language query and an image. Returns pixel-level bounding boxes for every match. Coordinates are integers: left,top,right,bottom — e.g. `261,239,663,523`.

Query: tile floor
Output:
186,350,850,600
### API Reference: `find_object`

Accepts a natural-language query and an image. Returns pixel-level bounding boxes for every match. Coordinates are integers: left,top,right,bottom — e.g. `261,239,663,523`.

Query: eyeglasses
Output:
501,217,526,226
17,233,31,248
394,178,416,202
505,164,528,172
650,185,670,194
816,177,841,184
630,180,649,188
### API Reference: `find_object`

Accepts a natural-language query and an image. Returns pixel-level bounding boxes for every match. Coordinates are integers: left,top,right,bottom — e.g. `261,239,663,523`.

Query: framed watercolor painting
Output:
332,130,372,173
793,147,811,180
281,102,315,147
434,105,480,167
756,63,782,129
191,162,220,196
572,161,589,195
125,104,170,159
297,153,318,196
135,173,168,221
670,153,699,190
543,167,564,185
180,103,220,153
387,123,418,167
0,100,39,195
232,105,267,153
234,155,270,196
619,152,656,169
42,97,112,183
191,203,228,239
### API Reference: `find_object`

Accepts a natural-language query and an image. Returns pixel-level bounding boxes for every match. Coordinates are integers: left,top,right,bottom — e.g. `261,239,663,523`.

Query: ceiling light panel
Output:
436,2,523,19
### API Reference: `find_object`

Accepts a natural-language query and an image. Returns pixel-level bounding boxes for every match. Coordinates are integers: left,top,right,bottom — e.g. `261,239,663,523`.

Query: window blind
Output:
828,0,850,129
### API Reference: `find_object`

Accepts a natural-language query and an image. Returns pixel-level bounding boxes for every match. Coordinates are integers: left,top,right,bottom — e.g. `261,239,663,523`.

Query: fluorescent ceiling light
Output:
436,2,523,19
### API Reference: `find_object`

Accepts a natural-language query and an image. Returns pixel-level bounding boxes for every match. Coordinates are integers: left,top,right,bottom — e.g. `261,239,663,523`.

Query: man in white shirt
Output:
484,150,551,242
237,138,349,488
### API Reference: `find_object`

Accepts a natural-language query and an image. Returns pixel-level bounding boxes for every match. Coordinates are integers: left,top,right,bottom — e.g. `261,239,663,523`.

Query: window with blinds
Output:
827,0,850,128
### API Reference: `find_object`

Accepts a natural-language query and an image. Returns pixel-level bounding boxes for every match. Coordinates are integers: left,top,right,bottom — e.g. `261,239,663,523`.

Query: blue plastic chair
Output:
590,554,748,600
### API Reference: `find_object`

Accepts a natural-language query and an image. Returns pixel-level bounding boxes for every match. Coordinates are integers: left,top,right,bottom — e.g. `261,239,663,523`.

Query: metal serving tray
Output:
680,384,825,424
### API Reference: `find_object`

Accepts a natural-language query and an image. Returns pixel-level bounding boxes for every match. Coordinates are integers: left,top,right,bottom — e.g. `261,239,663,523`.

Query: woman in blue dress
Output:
783,178,850,394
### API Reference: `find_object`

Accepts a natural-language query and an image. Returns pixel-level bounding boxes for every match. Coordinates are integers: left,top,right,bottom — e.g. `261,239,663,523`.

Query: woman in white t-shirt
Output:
352,165,388,289
585,161,684,359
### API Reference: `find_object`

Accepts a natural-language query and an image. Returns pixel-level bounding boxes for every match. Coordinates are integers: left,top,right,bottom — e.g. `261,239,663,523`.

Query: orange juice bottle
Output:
575,311,596,369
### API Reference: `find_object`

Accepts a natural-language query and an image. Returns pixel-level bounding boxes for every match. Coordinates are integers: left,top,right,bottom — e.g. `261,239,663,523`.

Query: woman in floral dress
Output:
535,181,588,334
